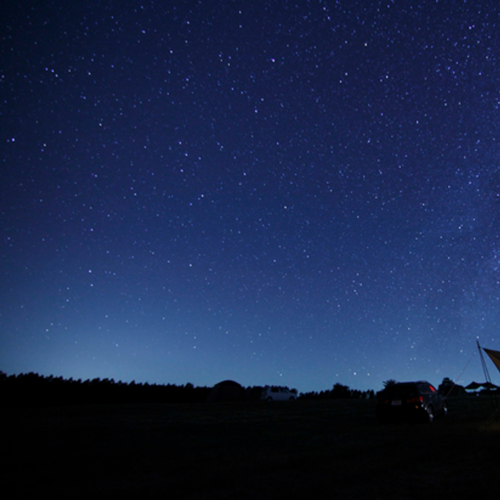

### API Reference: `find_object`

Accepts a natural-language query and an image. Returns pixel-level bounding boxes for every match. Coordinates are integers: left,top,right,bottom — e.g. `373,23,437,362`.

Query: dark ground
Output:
1,396,499,499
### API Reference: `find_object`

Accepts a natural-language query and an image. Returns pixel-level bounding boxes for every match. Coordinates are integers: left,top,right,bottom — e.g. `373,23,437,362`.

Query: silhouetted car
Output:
376,381,447,423
261,386,297,401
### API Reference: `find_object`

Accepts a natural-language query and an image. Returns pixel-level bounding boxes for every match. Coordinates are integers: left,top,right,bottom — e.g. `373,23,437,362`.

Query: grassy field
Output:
1,396,499,499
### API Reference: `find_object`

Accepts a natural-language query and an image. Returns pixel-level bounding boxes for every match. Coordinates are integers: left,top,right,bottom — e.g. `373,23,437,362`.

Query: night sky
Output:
3,1,500,393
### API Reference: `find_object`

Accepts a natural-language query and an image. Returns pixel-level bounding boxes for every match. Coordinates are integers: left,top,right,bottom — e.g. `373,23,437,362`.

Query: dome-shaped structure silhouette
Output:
206,380,246,403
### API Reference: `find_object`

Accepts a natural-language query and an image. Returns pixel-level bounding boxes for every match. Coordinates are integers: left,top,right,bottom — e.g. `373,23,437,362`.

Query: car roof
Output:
387,381,430,387
379,381,432,393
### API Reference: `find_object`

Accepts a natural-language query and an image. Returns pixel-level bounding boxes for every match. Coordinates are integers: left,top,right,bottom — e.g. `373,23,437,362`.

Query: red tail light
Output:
407,396,423,404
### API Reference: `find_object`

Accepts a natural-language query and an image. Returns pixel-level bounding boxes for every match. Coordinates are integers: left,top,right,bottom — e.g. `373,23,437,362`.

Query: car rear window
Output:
382,383,418,397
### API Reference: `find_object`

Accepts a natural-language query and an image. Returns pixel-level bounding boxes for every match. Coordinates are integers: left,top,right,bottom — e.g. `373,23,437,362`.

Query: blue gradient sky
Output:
2,1,500,392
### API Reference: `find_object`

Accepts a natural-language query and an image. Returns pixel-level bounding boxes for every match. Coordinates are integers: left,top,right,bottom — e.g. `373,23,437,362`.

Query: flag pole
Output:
477,340,499,416
477,340,492,384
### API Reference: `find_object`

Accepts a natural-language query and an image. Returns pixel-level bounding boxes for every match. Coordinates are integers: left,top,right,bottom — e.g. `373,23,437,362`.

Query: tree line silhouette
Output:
0,371,211,408
0,371,375,408
300,383,375,400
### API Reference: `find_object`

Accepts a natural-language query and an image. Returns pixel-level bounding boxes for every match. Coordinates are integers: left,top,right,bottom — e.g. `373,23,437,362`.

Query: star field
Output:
2,1,500,392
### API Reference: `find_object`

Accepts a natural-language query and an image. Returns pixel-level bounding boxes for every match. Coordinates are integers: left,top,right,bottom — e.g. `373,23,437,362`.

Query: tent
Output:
465,381,482,390
206,380,246,403
465,381,499,391
476,343,500,394
472,344,500,418
483,348,500,374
